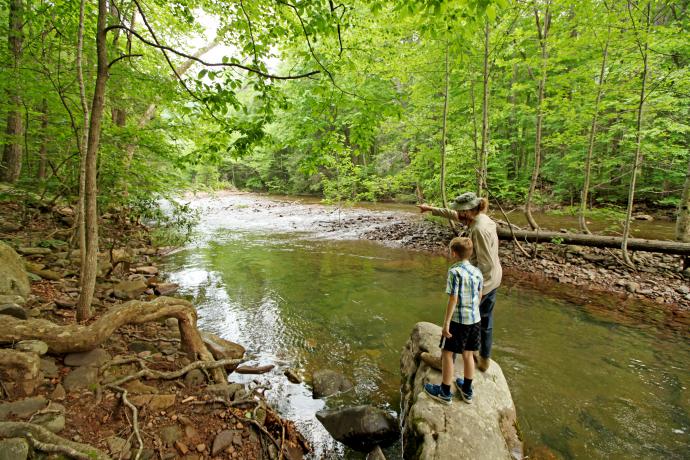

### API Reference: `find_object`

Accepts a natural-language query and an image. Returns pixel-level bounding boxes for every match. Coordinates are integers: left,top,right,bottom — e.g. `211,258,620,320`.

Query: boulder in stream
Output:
400,322,522,460
315,405,399,452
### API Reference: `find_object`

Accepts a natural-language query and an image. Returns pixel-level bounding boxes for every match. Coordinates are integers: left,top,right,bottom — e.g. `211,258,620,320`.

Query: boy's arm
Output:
442,294,457,338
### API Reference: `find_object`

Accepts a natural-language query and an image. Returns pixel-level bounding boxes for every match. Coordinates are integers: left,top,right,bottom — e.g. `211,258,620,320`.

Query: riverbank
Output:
0,198,310,459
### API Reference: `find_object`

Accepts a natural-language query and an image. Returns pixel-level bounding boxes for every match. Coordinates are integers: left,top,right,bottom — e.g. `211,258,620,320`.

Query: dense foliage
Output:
0,0,688,214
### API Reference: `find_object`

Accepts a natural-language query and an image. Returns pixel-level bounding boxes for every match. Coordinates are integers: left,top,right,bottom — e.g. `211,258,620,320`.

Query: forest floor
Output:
0,199,310,460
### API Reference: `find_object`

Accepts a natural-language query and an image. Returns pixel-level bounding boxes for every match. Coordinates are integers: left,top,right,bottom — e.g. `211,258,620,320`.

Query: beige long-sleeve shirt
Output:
429,207,503,294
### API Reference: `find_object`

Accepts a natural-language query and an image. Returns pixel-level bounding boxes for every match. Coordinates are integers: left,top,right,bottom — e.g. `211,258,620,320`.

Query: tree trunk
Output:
526,3,551,230
77,0,109,321
439,41,456,234
440,41,450,209
1,0,24,183
478,20,490,197
38,98,48,180
621,1,651,266
579,31,610,234
495,227,690,256
677,156,690,244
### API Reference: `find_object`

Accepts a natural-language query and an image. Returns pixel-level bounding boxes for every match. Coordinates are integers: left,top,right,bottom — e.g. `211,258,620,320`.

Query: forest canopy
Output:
0,0,688,215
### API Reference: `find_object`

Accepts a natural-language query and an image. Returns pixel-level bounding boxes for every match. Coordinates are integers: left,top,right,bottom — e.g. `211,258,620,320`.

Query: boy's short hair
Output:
449,237,473,260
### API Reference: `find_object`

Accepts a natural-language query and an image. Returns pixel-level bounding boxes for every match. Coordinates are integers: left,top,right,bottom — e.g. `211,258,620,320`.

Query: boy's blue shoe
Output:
454,378,473,404
424,383,452,405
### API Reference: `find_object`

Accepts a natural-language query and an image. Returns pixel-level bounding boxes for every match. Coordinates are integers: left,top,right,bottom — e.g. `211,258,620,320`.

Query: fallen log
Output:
0,296,226,384
496,227,690,257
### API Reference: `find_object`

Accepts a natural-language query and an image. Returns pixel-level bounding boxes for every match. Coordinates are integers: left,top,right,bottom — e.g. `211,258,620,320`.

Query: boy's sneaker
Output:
454,378,473,404
424,383,452,405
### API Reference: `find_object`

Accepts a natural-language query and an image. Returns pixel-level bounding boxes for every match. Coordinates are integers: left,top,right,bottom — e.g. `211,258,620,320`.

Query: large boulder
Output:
400,322,522,460
0,242,30,299
316,405,399,452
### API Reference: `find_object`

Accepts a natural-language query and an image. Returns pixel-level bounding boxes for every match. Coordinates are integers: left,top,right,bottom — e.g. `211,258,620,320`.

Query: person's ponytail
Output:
477,198,489,213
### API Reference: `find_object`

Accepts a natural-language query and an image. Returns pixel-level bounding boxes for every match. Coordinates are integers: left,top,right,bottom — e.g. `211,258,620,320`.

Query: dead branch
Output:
105,357,244,387
107,385,144,460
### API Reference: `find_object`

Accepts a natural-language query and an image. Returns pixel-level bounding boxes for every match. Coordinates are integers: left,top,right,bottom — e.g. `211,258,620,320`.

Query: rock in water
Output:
315,405,399,452
201,332,245,361
0,242,30,298
312,369,354,398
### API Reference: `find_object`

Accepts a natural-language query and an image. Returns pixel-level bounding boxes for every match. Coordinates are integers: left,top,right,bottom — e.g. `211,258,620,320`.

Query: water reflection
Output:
162,195,689,459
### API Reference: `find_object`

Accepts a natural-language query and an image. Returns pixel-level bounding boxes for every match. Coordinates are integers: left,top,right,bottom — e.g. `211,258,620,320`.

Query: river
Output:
160,193,689,459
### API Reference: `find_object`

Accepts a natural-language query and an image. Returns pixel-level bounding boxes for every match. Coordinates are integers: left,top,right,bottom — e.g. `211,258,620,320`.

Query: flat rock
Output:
31,269,61,281
136,266,159,275
155,283,180,296
31,408,66,433
123,379,158,394
113,279,148,299
14,340,48,356
205,383,243,400
149,394,176,411
0,295,26,305
0,438,29,460
200,332,245,361
0,396,48,420
128,341,159,354
62,366,99,392
0,304,27,320
64,348,111,367
16,247,52,256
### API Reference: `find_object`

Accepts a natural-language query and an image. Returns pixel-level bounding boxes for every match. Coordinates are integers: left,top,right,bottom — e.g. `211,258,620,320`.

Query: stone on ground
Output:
200,332,245,361
0,242,30,299
64,348,111,367
0,304,27,320
0,438,29,460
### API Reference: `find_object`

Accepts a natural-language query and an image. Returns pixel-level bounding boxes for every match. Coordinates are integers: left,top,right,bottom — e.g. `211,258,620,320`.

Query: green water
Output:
162,196,689,459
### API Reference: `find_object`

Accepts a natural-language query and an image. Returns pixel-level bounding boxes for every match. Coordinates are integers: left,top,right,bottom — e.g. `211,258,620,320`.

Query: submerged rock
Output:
315,405,399,452
312,369,353,398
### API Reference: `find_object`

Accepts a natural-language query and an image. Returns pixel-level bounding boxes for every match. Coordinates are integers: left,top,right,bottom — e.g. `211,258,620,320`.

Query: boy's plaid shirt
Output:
446,261,483,324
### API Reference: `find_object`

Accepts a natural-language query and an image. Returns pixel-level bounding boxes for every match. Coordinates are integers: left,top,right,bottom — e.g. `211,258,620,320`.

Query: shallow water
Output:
162,194,689,459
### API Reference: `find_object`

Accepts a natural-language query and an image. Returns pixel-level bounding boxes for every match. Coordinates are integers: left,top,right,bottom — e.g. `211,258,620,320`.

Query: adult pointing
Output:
418,191,502,371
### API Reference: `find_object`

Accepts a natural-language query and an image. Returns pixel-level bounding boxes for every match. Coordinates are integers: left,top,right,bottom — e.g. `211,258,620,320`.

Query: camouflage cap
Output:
449,192,481,211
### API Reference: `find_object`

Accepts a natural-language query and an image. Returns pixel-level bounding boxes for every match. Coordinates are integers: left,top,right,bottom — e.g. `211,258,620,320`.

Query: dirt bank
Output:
0,199,310,459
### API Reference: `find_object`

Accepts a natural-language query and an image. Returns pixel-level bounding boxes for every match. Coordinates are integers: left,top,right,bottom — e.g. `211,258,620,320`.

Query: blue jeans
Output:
479,288,498,358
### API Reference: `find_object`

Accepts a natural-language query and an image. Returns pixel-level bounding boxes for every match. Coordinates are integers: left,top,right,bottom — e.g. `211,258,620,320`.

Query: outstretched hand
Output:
417,204,432,213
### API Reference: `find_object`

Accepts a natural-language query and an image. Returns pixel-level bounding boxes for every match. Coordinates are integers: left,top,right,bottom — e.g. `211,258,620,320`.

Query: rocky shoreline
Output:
0,200,310,459
341,212,689,330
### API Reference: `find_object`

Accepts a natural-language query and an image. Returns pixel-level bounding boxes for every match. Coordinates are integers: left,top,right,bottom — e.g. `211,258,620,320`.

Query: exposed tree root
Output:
104,356,244,387
0,422,108,459
0,296,226,383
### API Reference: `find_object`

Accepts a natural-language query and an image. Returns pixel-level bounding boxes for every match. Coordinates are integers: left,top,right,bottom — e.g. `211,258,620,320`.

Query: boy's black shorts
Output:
440,321,480,354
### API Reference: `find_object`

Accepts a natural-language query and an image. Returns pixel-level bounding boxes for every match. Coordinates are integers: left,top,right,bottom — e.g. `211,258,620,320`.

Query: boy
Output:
424,237,483,404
